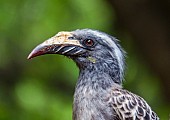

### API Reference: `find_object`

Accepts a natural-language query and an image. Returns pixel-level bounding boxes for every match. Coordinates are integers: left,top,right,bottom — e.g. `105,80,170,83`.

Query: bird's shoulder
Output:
109,87,159,120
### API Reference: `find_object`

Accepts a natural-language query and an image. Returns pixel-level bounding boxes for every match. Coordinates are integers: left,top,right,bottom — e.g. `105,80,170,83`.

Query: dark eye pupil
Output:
85,39,94,46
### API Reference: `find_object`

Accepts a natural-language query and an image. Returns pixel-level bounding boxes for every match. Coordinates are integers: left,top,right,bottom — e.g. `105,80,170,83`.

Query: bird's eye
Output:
84,39,94,47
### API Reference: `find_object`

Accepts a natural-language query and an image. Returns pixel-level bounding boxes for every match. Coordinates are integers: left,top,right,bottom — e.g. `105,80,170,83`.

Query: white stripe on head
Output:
85,29,125,80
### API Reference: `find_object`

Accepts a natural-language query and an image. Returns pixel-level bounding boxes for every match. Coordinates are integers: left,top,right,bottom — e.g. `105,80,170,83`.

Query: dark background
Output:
0,0,169,119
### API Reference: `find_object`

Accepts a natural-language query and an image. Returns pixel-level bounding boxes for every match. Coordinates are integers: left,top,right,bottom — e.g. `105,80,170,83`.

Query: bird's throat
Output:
73,68,121,120
76,70,115,90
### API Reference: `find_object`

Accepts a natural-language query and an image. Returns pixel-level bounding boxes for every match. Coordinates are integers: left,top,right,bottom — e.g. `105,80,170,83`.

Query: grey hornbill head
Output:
28,29,125,84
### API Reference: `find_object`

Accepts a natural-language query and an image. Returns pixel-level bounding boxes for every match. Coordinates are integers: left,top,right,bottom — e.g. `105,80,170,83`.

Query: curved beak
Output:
27,31,83,59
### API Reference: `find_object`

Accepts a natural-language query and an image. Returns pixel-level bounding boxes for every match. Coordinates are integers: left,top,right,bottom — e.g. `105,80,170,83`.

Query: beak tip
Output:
27,55,32,60
27,52,35,60
27,44,46,60
27,47,40,60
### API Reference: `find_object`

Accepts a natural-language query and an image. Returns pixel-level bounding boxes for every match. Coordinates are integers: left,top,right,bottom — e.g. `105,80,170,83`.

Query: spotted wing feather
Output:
111,88,159,120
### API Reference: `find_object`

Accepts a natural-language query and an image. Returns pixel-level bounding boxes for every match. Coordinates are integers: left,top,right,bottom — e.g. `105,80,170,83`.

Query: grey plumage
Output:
28,29,159,120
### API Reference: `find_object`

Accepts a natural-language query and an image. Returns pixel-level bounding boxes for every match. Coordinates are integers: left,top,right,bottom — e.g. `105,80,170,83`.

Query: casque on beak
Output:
27,31,84,59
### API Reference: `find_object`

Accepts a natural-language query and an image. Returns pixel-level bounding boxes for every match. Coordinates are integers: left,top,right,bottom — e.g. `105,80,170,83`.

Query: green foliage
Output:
0,0,169,120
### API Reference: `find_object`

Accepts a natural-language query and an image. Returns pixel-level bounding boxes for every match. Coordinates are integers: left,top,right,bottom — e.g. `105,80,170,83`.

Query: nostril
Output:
68,36,75,40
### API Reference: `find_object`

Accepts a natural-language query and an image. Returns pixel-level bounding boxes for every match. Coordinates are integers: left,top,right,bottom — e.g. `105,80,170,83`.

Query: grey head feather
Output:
73,29,126,84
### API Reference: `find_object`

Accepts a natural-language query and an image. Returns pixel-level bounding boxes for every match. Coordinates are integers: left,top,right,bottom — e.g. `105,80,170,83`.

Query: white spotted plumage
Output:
110,88,159,120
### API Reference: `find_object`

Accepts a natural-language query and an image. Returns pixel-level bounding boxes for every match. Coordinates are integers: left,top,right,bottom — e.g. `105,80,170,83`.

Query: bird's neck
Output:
73,61,122,120
76,61,122,91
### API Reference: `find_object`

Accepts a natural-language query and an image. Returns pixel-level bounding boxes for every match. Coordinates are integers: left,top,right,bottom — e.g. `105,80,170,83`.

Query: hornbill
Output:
28,29,159,120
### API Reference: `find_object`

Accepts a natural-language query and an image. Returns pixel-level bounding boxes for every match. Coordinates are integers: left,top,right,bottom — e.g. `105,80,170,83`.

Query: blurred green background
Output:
0,0,170,120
